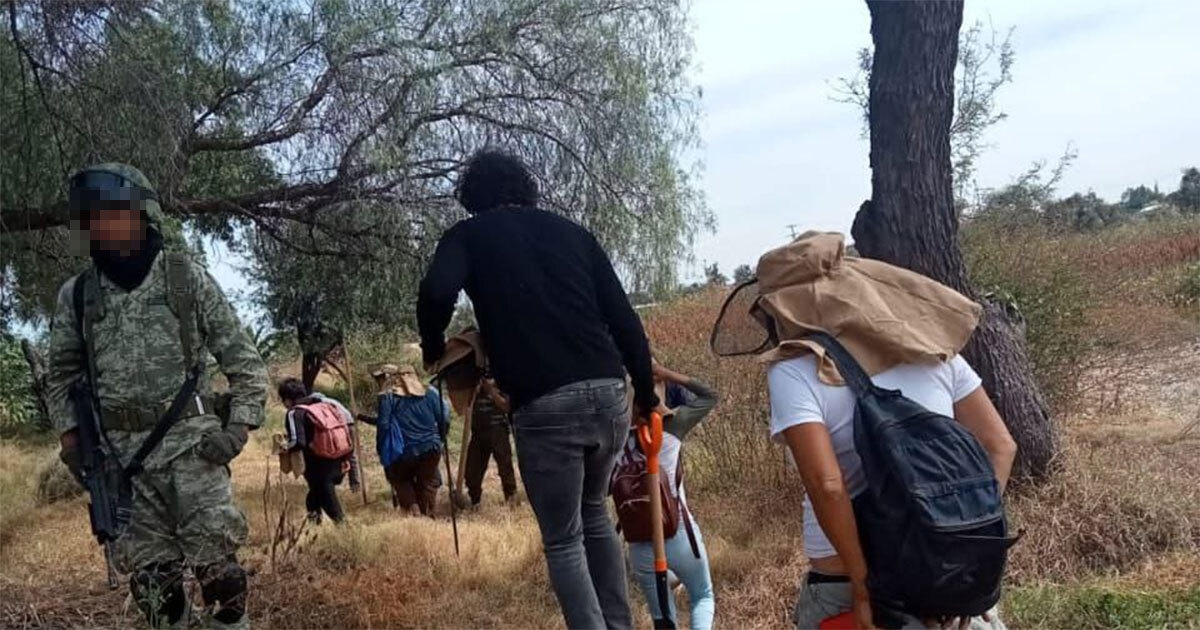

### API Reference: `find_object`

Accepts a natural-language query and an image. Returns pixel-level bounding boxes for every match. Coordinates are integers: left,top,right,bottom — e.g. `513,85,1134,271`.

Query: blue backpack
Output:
807,332,1019,627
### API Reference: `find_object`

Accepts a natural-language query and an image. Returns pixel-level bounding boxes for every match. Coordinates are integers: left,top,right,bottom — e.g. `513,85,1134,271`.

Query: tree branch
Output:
187,47,391,153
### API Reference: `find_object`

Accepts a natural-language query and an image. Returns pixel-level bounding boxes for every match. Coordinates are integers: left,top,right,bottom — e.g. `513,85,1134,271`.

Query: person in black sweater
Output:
278,378,347,524
418,149,659,630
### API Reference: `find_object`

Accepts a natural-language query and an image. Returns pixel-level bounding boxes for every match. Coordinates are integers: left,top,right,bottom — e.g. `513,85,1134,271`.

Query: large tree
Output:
851,0,1059,479
0,0,707,331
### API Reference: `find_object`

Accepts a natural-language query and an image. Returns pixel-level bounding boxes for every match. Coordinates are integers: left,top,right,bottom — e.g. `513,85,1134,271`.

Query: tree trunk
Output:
20,339,51,431
851,0,1059,479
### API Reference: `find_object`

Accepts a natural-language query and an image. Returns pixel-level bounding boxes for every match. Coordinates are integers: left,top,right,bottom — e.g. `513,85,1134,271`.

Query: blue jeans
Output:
513,379,632,629
628,521,715,630
793,580,1007,630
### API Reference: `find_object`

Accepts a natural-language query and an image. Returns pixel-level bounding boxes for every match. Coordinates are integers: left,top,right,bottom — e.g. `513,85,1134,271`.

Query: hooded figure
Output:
48,163,267,629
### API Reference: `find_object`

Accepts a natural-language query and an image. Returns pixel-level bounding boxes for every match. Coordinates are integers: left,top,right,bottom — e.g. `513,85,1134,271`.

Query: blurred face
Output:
88,205,146,255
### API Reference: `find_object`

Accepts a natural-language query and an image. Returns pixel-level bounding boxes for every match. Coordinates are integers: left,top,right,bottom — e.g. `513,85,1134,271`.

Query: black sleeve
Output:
589,235,659,411
418,227,469,366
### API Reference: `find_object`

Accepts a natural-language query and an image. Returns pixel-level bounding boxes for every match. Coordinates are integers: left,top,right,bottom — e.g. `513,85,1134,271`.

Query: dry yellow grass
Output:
3,277,1200,627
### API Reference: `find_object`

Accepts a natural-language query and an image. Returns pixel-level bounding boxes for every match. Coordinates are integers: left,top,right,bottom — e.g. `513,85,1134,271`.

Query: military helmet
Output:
67,162,165,255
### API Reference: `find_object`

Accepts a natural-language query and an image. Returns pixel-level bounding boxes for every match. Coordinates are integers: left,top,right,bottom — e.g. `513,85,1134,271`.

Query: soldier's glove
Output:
59,444,84,486
59,429,84,486
196,423,251,466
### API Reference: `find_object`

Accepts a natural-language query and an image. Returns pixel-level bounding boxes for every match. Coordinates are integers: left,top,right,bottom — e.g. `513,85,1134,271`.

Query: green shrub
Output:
0,335,37,429
1172,262,1200,309
962,216,1094,409
1006,585,1200,629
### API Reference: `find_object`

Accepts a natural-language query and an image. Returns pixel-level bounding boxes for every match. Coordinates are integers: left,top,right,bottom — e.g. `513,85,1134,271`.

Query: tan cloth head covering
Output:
752,232,982,385
371,363,400,378
428,329,488,416
392,365,426,397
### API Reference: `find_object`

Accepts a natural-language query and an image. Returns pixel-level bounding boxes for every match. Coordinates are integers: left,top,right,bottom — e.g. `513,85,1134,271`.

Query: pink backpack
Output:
296,402,353,460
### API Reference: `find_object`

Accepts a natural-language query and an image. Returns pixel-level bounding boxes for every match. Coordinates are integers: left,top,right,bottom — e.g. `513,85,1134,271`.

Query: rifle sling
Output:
123,364,202,478
73,265,204,479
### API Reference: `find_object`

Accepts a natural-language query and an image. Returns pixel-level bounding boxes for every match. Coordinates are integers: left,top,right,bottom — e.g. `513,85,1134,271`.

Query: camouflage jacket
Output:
46,253,268,469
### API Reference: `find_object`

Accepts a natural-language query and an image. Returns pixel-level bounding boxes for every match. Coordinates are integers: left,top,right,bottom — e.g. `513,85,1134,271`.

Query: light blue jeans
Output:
628,521,715,630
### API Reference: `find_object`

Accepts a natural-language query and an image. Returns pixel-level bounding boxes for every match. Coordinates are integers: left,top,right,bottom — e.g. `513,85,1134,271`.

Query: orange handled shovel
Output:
637,411,675,629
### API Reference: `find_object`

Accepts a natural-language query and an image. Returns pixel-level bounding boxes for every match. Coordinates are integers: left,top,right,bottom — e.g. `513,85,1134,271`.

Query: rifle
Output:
70,380,125,589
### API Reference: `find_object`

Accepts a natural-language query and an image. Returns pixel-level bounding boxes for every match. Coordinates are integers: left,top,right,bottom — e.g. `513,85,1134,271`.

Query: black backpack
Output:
807,332,1019,627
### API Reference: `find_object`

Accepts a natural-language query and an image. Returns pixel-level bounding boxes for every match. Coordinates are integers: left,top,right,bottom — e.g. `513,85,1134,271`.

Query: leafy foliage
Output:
703,261,727,286
1120,185,1164,211
963,217,1092,407
1,0,709,333
732,263,754,284
1169,167,1200,212
0,335,36,429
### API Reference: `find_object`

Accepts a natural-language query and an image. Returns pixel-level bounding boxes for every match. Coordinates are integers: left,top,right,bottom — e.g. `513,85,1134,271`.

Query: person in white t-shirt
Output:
769,353,1017,630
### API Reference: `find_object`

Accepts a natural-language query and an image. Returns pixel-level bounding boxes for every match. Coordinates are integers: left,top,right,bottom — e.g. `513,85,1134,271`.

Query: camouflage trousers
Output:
112,449,248,573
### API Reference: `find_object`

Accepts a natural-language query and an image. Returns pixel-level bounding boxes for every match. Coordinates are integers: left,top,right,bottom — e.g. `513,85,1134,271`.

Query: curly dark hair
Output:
455,149,538,215
277,377,308,404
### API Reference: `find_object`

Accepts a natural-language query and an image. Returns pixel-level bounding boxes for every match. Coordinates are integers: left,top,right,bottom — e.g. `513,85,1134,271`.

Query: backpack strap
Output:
163,252,199,371
806,332,874,397
72,269,105,412
72,257,202,474
674,446,702,559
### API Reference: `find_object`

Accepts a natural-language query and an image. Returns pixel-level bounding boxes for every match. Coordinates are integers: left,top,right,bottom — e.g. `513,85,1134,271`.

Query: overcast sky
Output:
207,0,1200,320
686,0,1200,280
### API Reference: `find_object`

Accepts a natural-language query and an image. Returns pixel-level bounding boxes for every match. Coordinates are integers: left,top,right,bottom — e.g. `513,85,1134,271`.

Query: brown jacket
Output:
754,232,981,384
428,330,488,416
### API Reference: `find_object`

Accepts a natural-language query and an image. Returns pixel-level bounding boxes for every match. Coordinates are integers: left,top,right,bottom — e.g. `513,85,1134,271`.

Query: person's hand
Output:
59,428,83,485
650,357,667,381
196,423,250,465
852,581,876,630
633,402,671,427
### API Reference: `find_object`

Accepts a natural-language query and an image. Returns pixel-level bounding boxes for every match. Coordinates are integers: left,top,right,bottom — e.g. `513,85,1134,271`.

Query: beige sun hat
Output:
393,364,427,397
371,363,425,397
711,231,981,385
371,363,400,378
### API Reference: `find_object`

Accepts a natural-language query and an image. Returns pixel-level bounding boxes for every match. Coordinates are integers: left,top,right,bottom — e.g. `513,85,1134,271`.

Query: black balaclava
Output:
91,221,163,291
69,165,164,291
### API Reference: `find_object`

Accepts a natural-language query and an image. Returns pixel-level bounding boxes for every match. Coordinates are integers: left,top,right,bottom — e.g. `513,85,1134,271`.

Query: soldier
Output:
48,163,267,629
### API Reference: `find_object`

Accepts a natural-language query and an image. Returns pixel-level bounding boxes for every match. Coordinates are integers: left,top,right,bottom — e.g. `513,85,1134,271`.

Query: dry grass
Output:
4,224,1200,628
1006,432,1200,584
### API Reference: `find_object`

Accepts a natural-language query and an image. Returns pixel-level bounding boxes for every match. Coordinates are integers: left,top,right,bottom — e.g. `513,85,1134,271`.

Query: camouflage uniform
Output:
47,163,267,629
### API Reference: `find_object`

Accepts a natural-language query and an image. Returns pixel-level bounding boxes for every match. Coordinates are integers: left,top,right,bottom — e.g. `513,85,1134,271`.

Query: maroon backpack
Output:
609,435,699,557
